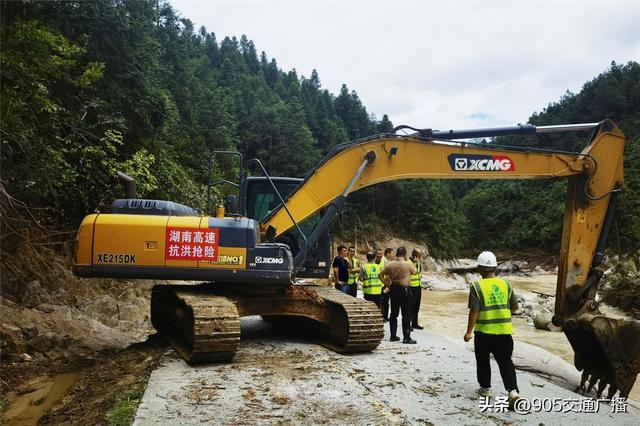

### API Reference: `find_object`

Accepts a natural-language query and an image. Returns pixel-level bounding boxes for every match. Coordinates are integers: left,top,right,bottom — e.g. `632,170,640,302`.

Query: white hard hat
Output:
477,251,497,268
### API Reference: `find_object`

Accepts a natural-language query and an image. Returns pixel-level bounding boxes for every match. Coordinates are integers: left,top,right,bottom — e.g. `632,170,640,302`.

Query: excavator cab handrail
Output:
207,151,244,216
245,158,308,276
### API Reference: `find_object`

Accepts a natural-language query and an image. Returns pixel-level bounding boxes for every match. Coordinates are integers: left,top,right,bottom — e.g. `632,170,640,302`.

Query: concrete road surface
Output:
135,317,638,425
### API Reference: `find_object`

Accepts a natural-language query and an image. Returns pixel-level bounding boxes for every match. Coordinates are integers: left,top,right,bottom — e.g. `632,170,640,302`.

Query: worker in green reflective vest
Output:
345,246,360,297
464,251,521,408
359,251,384,308
378,248,394,321
409,249,424,330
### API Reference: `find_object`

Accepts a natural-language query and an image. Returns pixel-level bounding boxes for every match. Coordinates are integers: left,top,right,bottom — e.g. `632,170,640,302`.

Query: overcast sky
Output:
170,0,639,130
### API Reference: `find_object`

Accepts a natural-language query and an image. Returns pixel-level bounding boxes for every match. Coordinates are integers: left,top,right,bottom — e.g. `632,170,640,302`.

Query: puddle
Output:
2,372,81,425
420,275,640,402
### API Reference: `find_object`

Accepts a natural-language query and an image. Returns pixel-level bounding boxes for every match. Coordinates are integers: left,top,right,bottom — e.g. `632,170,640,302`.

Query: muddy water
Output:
2,372,81,425
420,275,572,362
418,274,640,401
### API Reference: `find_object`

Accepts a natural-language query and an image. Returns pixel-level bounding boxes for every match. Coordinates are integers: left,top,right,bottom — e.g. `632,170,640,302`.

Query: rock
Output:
498,260,517,273
81,294,119,325
512,341,582,390
28,332,64,353
423,272,477,291
272,391,290,405
2,323,21,333
118,302,146,322
532,311,560,331
22,325,39,339
497,260,530,274
23,280,48,307
391,408,402,414
50,287,76,305
36,303,57,313
1,323,27,356
423,256,438,272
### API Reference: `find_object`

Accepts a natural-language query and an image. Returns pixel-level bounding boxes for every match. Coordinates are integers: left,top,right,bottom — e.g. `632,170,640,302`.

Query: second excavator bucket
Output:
563,303,640,398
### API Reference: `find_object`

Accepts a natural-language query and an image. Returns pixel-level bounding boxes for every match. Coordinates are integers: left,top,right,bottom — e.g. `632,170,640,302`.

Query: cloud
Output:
466,112,492,121
171,0,640,129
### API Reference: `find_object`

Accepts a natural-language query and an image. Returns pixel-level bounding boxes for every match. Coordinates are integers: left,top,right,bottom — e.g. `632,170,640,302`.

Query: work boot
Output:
476,387,492,397
390,336,400,342
402,338,417,344
390,321,398,338
508,390,521,411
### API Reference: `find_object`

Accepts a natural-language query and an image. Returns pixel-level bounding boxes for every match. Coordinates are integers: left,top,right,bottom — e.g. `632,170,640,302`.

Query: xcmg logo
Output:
447,154,515,172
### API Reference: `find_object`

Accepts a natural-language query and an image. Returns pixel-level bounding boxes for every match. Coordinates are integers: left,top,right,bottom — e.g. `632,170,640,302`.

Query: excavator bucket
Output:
564,305,640,398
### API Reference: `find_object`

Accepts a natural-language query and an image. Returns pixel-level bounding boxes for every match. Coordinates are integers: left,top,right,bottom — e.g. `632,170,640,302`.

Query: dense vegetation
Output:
458,62,640,259
1,0,386,226
1,0,638,265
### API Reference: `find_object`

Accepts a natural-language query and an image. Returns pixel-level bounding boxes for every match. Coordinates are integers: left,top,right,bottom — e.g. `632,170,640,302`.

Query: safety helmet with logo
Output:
477,251,497,268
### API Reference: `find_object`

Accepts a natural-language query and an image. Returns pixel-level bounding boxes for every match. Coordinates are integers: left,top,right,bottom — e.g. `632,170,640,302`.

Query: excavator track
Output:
308,286,384,353
151,285,240,363
151,284,383,363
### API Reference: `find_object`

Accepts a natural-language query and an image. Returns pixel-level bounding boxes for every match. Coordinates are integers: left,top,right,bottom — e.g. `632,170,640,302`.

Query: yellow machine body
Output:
74,214,292,284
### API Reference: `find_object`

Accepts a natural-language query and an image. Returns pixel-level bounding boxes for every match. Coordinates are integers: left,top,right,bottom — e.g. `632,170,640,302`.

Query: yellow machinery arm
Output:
261,119,639,397
262,121,621,296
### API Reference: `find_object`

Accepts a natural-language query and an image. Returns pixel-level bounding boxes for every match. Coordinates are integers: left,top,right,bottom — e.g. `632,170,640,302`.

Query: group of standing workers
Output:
332,245,521,407
332,245,424,344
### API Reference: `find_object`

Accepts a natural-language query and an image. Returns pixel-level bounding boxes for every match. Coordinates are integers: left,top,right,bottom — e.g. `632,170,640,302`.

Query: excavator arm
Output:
261,119,639,397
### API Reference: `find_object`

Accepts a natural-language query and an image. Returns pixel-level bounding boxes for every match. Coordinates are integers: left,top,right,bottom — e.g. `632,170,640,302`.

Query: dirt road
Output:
135,317,638,425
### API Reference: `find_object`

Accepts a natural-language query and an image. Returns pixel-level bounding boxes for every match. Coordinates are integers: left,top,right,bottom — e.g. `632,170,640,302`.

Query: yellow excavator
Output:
73,119,639,398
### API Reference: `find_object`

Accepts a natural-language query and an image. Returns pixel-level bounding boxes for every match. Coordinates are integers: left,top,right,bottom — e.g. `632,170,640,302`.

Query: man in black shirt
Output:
332,245,349,292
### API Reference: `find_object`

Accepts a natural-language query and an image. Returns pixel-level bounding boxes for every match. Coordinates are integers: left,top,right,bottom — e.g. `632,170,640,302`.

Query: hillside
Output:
2,2,639,423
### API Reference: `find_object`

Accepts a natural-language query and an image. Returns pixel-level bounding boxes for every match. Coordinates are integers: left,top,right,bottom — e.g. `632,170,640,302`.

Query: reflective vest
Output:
410,259,422,287
362,263,383,295
348,257,360,284
472,277,513,335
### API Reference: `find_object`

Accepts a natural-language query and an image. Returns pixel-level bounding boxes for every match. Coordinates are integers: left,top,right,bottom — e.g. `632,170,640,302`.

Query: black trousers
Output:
474,332,519,392
410,286,421,327
345,283,357,297
364,293,382,309
389,285,412,339
381,291,390,320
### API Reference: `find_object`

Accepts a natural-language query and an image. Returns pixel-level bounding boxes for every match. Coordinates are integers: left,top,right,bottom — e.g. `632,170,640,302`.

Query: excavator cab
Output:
242,177,331,278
